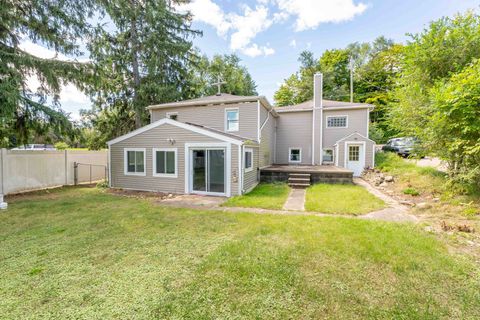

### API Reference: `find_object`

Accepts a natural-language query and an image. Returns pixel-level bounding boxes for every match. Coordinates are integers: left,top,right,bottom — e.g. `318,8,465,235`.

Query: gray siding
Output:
275,111,313,165
322,109,369,148
336,133,375,169
243,146,259,192
259,107,276,167
151,101,259,141
110,123,239,195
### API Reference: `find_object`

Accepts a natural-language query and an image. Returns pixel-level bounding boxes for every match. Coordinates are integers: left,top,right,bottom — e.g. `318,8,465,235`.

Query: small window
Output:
166,112,178,121
244,148,253,172
349,145,360,161
323,149,334,163
327,116,348,128
226,109,239,131
124,148,145,175
153,148,177,177
289,148,301,163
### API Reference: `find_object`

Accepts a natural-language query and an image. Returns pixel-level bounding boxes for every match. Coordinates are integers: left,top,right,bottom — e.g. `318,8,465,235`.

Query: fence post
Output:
0,148,6,196
64,150,68,186
73,162,78,186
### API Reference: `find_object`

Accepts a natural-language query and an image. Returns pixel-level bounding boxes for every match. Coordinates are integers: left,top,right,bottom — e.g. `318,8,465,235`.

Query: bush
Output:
96,180,109,188
403,187,420,196
54,142,69,150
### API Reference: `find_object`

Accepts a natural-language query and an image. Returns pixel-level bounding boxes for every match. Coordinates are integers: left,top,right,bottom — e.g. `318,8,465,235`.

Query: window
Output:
349,145,360,161
153,148,177,177
323,149,334,163
327,116,348,128
124,148,146,176
244,148,253,172
225,109,239,132
166,112,178,121
289,148,301,163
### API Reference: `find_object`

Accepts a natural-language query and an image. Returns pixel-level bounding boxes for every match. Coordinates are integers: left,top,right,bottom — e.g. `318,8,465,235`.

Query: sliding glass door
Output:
191,148,225,194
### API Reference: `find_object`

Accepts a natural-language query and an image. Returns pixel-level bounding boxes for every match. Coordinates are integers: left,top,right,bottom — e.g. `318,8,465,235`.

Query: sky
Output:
22,0,480,120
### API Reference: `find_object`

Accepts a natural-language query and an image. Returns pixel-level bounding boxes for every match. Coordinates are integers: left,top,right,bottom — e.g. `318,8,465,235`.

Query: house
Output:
107,73,375,197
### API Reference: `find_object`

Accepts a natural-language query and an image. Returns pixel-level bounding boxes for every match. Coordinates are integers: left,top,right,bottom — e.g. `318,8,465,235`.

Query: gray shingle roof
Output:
274,99,373,112
148,94,261,109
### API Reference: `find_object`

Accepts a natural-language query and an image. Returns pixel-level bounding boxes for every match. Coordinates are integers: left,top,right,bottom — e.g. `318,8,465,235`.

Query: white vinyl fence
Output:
0,149,108,195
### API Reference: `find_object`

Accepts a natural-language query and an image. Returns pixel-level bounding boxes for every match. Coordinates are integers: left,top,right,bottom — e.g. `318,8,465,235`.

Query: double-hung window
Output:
225,109,239,132
124,148,146,176
289,148,302,163
153,148,177,178
326,116,348,128
244,148,253,172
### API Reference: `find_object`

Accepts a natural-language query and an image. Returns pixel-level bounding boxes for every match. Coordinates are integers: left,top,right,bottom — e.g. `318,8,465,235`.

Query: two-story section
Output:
108,94,277,197
274,73,375,176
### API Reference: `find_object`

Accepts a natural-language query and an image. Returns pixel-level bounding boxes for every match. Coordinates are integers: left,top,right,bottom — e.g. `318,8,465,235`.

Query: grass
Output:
305,183,386,214
403,187,420,196
376,152,447,196
223,183,290,210
1,187,479,318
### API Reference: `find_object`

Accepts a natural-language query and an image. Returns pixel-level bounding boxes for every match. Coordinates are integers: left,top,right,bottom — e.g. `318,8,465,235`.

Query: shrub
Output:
403,187,420,196
54,142,69,150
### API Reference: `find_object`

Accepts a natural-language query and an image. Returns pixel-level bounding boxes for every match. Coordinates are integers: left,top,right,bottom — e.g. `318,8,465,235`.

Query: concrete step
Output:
288,183,310,189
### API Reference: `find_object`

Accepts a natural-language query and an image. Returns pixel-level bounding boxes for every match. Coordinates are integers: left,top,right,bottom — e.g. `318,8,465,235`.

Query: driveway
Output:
407,157,447,172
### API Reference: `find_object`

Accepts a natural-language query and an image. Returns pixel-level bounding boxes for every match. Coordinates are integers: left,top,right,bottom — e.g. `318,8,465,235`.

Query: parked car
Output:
382,137,424,158
11,144,56,150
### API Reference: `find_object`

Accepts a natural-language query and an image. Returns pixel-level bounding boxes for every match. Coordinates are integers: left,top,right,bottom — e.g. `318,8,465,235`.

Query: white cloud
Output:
289,39,297,47
20,41,91,119
275,0,368,31
177,1,275,57
176,0,231,36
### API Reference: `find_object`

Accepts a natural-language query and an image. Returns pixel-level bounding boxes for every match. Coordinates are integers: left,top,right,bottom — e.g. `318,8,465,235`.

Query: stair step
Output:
289,173,311,178
288,183,310,189
288,177,310,182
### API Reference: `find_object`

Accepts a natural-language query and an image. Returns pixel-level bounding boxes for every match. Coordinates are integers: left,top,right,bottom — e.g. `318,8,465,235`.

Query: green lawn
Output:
1,187,480,319
305,183,386,214
223,183,290,210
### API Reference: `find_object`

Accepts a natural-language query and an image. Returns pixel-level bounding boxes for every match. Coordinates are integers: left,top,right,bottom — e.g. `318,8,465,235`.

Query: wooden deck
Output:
260,165,353,184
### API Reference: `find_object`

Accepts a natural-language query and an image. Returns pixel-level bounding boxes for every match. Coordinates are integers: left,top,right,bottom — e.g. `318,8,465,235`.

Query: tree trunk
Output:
130,3,142,129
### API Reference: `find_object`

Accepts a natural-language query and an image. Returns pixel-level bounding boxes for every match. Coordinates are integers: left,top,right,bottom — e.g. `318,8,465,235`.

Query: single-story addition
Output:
108,73,376,197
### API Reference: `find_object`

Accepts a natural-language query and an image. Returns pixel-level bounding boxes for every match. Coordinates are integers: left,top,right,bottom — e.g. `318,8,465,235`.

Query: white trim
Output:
372,144,376,167
166,112,178,120
366,109,370,138
225,108,239,132
319,98,323,166
244,148,253,172
344,141,366,176
326,115,348,128
124,148,146,176
322,148,334,164
288,147,302,163
335,131,376,144
108,144,112,187
312,106,315,165
259,109,270,131
237,146,244,195
184,142,231,197
257,100,260,141
335,145,339,166
152,148,178,178
108,118,242,146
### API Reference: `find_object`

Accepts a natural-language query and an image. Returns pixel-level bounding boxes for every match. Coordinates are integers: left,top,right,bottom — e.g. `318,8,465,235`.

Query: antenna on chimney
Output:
349,57,354,103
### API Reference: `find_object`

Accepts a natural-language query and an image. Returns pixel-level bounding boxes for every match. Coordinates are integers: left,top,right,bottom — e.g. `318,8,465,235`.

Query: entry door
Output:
191,149,226,195
346,143,365,177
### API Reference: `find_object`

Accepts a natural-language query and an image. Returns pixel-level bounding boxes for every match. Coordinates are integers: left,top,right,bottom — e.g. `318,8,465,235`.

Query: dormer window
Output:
225,109,239,132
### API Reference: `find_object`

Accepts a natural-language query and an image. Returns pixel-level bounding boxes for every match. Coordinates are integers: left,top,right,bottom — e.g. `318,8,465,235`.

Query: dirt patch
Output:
107,188,175,200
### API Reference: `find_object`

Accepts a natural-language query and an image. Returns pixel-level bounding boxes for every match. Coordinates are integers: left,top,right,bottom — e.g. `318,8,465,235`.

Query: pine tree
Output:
0,0,97,147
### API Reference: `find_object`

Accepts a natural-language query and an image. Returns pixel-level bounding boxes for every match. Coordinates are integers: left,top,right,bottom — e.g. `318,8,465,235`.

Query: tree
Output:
187,53,257,97
89,0,201,132
0,0,96,147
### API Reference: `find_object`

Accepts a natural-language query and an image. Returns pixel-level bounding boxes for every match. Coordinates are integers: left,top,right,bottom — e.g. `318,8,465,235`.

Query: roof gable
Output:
107,118,243,146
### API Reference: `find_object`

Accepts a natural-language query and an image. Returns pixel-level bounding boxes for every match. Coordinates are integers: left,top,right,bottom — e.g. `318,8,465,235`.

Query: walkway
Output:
158,179,419,223
282,189,305,211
